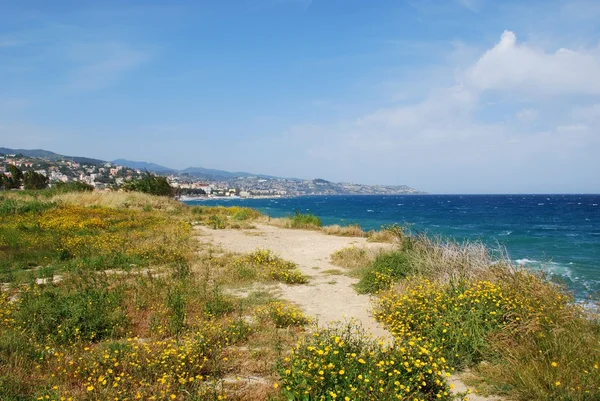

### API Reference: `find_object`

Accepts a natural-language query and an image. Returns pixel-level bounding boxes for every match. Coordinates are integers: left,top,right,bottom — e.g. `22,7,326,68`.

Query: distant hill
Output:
0,147,105,165
180,166,283,180
113,159,175,173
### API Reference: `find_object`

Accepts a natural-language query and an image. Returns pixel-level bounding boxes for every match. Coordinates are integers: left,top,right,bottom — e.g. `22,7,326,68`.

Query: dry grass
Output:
366,229,399,243
403,233,513,284
321,224,365,237
330,246,382,275
52,190,187,212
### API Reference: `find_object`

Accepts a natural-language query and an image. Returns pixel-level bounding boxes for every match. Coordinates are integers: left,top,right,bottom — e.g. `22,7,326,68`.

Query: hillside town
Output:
0,152,423,197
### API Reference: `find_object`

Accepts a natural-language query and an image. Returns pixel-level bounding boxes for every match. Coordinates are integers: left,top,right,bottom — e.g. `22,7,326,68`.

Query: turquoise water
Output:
185,195,600,299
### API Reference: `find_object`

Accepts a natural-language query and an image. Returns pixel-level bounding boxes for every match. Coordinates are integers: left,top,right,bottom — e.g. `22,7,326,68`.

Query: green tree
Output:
123,172,173,196
1,164,24,189
23,171,49,190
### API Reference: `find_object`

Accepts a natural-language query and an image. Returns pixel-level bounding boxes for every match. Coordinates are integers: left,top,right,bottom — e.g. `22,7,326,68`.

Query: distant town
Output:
0,148,423,198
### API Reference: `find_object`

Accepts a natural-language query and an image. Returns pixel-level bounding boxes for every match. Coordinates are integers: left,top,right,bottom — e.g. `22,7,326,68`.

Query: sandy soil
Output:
196,223,501,401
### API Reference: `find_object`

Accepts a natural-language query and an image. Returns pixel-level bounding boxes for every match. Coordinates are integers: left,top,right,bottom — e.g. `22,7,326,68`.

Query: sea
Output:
184,194,600,301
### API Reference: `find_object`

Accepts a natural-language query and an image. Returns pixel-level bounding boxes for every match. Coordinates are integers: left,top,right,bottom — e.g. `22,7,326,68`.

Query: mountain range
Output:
2,147,287,181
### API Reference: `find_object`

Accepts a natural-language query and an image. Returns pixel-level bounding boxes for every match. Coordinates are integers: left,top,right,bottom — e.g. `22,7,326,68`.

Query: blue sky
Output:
1,0,600,193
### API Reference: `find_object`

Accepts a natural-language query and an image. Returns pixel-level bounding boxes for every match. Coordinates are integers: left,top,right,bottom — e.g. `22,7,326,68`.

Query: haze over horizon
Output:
1,0,599,194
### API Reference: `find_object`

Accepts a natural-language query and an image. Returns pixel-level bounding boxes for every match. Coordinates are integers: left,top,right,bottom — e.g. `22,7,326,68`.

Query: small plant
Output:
330,245,377,272
322,223,365,237
355,250,412,293
289,210,322,229
255,301,311,328
208,215,226,229
166,286,187,336
229,250,309,285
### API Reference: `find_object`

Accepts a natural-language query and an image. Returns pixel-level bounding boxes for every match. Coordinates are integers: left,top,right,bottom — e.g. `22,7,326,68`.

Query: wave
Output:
515,258,539,265
367,209,374,212
498,230,513,236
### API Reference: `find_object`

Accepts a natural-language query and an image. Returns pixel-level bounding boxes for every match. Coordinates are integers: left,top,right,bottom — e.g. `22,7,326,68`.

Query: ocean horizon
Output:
185,194,600,301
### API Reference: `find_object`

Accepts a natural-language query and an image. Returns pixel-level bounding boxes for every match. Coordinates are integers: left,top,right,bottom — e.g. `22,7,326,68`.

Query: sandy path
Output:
196,223,392,339
196,224,500,401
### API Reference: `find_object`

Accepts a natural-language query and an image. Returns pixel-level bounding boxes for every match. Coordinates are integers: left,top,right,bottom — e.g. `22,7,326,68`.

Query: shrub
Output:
52,181,94,193
355,250,412,294
330,245,378,273
123,172,173,197
367,223,406,243
277,321,457,401
23,171,48,190
322,223,365,237
228,250,309,285
255,301,311,328
290,210,322,228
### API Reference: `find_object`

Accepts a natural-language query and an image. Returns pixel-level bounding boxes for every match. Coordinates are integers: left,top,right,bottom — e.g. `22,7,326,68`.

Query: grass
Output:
354,250,412,294
367,223,406,243
212,249,309,286
351,225,600,400
321,223,365,237
289,210,322,229
0,194,194,284
330,245,378,272
321,268,343,275
2,189,598,400
0,190,316,401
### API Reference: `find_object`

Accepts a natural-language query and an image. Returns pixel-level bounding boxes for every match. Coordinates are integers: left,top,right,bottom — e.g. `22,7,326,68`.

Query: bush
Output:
290,210,322,228
255,301,311,328
52,181,94,193
23,171,48,190
123,172,173,197
277,321,456,401
355,250,412,293
228,250,309,285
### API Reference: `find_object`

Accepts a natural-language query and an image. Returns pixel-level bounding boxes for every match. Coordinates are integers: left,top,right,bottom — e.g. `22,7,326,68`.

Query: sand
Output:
196,223,501,401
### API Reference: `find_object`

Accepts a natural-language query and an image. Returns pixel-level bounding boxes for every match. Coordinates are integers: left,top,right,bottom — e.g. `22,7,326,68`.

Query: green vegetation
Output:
289,210,322,228
277,321,457,401
23,170,48,190
123,171,173,196
355,250,412,293
329,224,600,400
0,164,24,190
213,249,309,285
1,191,598,400
0,191,310,401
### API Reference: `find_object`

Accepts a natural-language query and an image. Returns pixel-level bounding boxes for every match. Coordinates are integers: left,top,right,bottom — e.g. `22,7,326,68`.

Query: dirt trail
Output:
196,224,500,401
196,223,392,339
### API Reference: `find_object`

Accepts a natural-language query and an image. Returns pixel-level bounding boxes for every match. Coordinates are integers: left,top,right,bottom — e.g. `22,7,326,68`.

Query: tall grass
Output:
361,225,600,400
289,210,322,229
321,223,365,237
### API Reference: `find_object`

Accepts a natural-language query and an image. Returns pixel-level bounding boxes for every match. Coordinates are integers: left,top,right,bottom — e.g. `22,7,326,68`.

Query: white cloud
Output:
466,30,600,95
279,30,600,193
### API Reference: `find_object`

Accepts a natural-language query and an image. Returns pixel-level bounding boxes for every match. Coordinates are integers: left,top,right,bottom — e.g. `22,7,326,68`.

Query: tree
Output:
23,170,49,190
1,164,24,190
123,172,173,197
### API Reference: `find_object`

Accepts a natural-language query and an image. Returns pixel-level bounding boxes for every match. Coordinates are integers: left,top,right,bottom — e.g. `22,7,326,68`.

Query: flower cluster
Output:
277,322,459,401
232,250,309,284
254,301,312,328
